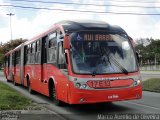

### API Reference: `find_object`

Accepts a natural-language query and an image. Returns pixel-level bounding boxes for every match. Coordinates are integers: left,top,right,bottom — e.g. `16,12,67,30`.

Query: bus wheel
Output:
53,88,63,106
49,83,64,106
27,79,34,94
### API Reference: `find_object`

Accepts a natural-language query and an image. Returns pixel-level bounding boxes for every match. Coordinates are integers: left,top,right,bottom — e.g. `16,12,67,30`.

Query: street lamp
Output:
6,13,14,40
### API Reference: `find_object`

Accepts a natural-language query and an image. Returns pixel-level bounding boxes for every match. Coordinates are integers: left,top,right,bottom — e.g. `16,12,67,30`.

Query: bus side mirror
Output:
63,35,70,49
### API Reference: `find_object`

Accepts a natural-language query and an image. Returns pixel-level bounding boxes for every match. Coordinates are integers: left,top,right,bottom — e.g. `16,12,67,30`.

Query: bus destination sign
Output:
84,34,113,41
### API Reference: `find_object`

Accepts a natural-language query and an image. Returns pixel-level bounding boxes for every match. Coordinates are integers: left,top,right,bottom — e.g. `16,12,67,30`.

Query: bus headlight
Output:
81,84,87,89
75,83,87,89
134,80,142,86
75,83,81,88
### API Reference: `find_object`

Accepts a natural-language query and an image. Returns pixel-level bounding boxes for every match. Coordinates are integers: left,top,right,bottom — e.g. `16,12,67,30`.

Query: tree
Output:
0,38,27,69
135,38,160,65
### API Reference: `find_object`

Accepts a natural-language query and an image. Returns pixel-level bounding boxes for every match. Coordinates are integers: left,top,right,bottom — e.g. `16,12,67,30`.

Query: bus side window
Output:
8,55,10,67
12,52,16,66
25,44,31,64
31,42,36,64
57,41,66,69
4,56,6,67
15,50,20,65
42,36,47,64
5,56,8,67
24,46,27,65
47,32,57,64
35,40,41,64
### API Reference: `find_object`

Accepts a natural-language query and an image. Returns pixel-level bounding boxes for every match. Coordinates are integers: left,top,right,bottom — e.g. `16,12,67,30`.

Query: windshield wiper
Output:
101,47,128,75
109,55,128,75
92,70,96,77
92,65,100,76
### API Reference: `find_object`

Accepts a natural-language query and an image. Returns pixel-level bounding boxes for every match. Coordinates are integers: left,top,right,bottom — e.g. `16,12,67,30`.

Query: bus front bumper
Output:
68,85,142,104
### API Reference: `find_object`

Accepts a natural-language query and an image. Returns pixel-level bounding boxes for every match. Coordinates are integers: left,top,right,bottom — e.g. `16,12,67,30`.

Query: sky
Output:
1,0,160,43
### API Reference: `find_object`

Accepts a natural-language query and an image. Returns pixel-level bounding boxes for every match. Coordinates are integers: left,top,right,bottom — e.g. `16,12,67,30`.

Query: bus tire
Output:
27,78,34,94
49,80,65,106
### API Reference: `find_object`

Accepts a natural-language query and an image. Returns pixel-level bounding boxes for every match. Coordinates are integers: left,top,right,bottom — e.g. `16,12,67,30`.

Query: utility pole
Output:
6,13,14,40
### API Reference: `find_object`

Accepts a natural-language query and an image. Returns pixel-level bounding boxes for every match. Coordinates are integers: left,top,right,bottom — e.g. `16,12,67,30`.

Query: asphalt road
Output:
0,71,160,120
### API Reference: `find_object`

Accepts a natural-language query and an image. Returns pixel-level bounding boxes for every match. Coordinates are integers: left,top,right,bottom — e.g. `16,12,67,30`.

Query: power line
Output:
1,4,160,15
99,0,160,3
11,0,160,4
9,0,160,8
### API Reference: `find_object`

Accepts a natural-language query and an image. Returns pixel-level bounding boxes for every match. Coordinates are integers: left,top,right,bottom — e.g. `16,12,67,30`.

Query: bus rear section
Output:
62,29,142,104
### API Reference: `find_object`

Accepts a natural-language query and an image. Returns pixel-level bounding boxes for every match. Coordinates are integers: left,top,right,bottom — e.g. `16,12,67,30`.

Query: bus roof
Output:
56,20,126,33
5,20,127,56
5,43,23,56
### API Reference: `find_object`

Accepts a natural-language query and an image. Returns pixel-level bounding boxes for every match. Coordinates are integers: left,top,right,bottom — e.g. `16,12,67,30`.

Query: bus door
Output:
33,40,43,91
15,50,21,84
40,36,48,94
6,55,10,79
11,52,16,81
56,34,69,102
57,41,69,102
9,54,12,80
20,44,24,85
4,56,7,78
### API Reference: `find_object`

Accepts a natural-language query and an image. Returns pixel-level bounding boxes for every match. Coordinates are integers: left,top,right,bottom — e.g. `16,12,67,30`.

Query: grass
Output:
0,81,42,110
143,78,160,93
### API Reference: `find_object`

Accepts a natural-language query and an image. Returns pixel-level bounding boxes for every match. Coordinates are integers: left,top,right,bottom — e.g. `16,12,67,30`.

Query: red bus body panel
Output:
3,21,142,105
66,72,142,104
69,84,142,104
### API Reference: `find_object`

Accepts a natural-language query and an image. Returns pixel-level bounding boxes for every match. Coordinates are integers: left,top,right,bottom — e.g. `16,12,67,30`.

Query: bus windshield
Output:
70,31,138,75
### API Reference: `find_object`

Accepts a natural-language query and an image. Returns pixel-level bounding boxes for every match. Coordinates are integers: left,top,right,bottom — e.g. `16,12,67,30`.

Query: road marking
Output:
124,101,160,111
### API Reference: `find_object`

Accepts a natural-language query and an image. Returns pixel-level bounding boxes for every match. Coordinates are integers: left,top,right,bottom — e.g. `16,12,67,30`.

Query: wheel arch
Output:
48,77,58,98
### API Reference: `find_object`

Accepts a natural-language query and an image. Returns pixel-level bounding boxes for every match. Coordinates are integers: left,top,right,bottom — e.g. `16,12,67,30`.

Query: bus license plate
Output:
87,80,110,88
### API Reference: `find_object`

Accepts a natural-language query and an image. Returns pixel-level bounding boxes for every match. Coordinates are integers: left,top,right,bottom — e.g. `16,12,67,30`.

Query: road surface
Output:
0,71,160,120
140,71,160,81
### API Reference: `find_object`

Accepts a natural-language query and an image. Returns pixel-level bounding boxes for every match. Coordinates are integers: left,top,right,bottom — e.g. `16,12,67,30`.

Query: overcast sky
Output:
1,0,160,43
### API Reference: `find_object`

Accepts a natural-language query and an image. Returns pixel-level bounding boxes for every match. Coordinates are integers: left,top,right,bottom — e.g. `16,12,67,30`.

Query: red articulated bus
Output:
4,20,142,105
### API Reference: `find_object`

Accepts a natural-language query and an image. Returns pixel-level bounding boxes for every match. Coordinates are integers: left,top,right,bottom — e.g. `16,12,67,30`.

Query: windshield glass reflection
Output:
70,32,138,74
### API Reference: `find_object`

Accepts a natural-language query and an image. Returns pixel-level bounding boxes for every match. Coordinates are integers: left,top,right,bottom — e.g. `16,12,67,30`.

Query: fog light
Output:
75,83,81,88
82,84,87,89
80,98,85,102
